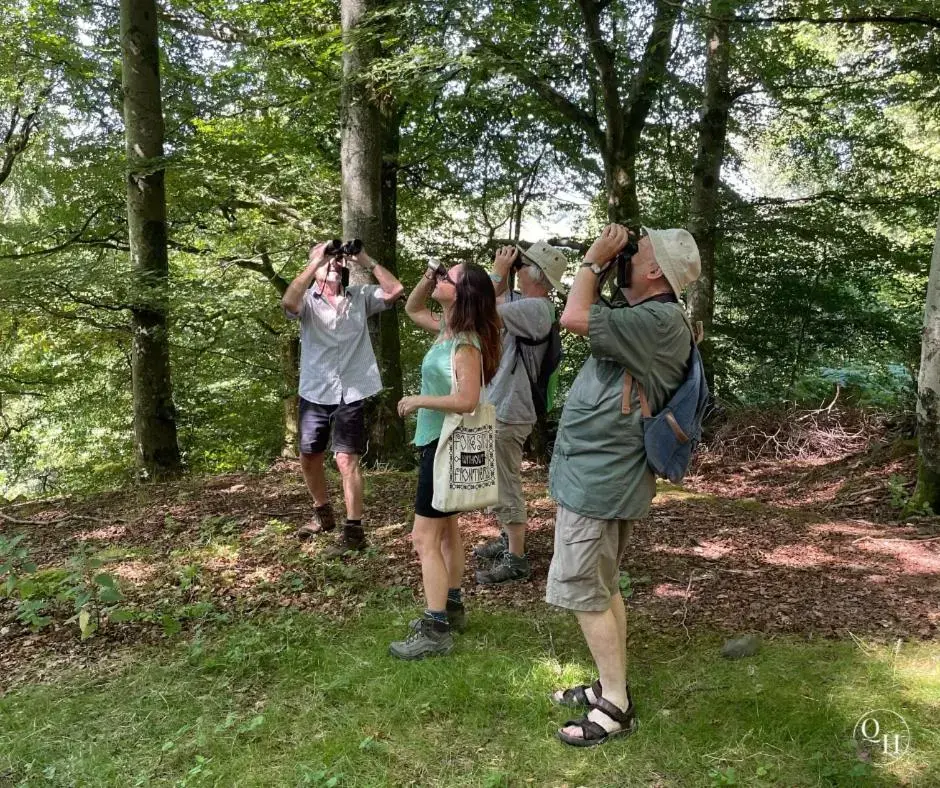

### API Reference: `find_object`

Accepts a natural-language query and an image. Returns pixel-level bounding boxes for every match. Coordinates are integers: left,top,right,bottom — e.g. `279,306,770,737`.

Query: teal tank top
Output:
413,331,481,447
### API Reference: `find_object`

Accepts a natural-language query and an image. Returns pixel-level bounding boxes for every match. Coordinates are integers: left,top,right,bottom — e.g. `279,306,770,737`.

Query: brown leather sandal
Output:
556,691,637,748
550,679,602,708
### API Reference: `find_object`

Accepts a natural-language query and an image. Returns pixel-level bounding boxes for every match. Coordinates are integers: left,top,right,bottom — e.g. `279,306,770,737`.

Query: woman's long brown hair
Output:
449,263,502,383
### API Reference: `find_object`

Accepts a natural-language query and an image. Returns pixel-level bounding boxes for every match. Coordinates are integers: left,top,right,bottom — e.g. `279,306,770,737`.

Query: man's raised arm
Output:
282,242,327,315
560,225,629,336
353,250,404,303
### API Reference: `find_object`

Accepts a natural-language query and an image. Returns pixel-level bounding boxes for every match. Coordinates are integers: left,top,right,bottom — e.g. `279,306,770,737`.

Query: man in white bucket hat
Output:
469,241,568,589
545,223,700,747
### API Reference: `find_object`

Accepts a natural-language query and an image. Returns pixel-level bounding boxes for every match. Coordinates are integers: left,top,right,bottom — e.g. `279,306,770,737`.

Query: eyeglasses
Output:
434,267,458,286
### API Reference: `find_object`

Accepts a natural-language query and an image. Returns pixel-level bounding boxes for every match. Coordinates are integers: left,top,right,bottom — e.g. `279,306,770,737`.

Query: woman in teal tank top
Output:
389,261,501,660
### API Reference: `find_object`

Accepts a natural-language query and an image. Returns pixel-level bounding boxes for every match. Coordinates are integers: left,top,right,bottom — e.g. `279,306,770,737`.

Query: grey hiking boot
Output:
389,618,454,660
323,525,367,559
295,504,336,539
473,533,507,562
409,602,467,633
475,551,530,585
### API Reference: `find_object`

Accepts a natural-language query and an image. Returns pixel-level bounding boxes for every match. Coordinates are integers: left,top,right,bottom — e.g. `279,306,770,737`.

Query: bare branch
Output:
229,195,317,234
732,13,940,30
474,43,605,151
623,0,686,152
158,9,260,45
577,0,623,151
0,206,114,259
0,86,51,188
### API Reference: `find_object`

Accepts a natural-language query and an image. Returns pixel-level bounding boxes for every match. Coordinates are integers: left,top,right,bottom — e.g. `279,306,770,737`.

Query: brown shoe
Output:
324,525,367,558
295,504,336,540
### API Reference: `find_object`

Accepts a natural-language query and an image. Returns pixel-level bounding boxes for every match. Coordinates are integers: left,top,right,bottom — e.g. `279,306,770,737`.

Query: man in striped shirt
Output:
282,242,404,555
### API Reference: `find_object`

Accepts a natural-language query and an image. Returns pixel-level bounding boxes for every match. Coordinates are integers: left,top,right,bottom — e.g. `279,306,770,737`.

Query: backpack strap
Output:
621,372,653,418
621,307,698,442
621,372,690,444
511,328,552,374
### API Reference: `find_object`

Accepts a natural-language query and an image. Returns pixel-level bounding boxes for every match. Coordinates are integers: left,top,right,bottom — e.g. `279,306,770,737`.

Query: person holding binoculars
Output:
282,239,404,557
546,223,701,747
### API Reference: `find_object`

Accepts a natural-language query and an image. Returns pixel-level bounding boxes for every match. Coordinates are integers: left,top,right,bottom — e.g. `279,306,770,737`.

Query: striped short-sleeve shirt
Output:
285,284,393,405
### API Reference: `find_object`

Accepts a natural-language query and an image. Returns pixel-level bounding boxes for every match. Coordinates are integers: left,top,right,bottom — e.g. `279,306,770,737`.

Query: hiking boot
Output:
473,533,507,562
323,525,367,559
409,601,467,633
475,551,530,585
295,504,336,539
389,618,454,660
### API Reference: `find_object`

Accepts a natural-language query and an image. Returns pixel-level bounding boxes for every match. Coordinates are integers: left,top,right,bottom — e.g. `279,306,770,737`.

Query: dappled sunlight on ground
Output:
111,560,159,585
74,524,129,542
761,543,837,568
1,444,938,686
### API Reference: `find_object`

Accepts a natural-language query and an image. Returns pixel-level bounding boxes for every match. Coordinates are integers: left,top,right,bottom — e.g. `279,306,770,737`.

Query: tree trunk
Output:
340,0,407,465
120,0,181,478
910,207,940,514
687,0,733,386
280,335,300,458
605,156,641,225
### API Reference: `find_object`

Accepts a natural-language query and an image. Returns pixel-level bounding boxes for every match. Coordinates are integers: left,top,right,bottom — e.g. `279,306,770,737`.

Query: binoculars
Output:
613,232,640,288
324,238,363,258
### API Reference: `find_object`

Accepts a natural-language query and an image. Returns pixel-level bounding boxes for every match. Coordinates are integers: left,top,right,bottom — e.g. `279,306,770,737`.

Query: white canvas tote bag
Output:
431,342,499,512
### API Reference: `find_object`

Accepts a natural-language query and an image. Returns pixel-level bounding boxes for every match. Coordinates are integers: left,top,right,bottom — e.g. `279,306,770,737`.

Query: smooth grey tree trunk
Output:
120,0,181,477
280,335,300,458
340,0,407,465
911,207,940,513
687,0,733,384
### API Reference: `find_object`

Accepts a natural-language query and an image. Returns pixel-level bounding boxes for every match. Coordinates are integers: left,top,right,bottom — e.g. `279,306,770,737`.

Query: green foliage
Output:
0,534,36,596
0,534,52,630
889,473,933,516
61,546,124,640
1,0,938,494
619,570,652,599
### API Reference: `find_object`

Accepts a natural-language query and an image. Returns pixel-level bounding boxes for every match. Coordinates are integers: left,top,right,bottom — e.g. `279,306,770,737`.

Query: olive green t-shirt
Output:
549,299,692,520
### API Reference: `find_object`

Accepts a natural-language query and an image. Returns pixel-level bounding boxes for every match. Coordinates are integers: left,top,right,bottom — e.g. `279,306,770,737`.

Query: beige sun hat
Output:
641,227,701,297
516,241,568,294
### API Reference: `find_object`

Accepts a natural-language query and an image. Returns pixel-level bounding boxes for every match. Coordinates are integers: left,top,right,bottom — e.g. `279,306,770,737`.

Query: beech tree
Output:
911,208,940,513
120,0,181,476
340,0,406,462
687,0,735,366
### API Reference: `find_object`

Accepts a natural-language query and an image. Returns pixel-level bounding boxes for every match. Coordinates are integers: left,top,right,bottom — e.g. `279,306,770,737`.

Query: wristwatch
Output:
581,260,610,275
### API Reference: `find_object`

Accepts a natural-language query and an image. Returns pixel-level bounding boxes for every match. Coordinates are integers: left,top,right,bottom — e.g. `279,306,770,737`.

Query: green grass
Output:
1,607,938,787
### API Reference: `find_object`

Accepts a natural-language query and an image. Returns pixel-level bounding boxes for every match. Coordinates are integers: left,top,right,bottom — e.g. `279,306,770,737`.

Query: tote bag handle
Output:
448,336,487,407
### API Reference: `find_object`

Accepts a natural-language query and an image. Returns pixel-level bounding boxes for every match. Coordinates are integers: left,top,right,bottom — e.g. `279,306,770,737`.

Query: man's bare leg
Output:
505,521,525,556
300,452,329,506
560,604,630,738
334,451,363,520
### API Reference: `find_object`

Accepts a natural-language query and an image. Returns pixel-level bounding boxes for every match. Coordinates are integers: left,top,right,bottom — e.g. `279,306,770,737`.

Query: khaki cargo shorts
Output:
545,505,635,612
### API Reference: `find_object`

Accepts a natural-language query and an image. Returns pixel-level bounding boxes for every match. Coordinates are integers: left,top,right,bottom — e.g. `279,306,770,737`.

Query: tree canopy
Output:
1,0,937,496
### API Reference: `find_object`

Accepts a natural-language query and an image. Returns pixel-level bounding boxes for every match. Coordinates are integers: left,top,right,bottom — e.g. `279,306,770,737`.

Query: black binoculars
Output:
324,238,363,258
610,231,640,289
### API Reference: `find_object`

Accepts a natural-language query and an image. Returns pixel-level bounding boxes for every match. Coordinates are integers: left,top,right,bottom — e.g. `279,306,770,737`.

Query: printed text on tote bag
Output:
449,427,496,489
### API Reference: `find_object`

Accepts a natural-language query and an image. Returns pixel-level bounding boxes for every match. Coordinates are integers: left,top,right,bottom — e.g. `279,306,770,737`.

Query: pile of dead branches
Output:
700,398,896,464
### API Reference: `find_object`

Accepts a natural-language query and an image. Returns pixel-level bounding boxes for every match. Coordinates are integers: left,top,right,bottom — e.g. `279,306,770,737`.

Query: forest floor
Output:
1,434,939,785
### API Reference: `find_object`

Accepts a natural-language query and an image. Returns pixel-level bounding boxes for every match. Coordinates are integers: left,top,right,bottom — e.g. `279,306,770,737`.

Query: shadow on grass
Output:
0,607,937,787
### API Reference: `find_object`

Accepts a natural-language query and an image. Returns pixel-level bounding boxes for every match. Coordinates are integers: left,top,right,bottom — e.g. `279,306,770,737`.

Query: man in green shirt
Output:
546,223,701,747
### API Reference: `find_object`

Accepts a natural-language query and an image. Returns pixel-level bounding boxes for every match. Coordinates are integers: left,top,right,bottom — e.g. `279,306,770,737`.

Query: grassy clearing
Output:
1,605,937,787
